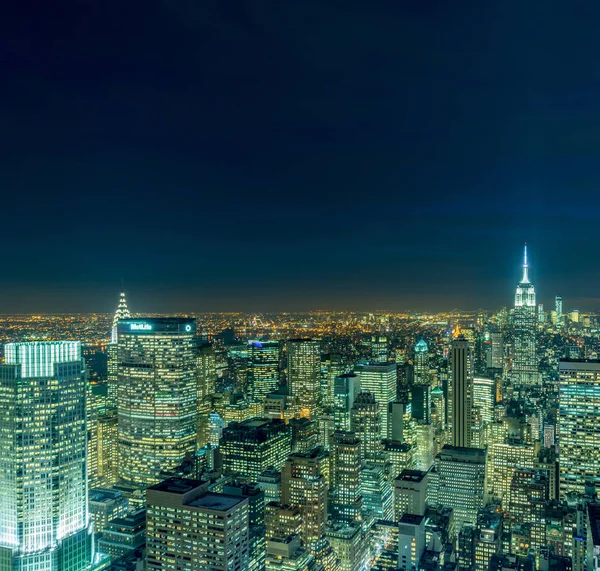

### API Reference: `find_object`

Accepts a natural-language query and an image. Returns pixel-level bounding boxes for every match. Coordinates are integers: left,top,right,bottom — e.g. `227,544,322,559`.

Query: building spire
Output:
521,242,529,283
111,289,131,343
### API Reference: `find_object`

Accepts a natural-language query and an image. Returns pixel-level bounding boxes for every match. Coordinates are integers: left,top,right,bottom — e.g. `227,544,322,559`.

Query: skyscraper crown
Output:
111,290,131,342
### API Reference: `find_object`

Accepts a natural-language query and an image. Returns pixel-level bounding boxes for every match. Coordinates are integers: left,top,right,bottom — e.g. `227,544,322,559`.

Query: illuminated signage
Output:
130,323,152,331
185,324,192,332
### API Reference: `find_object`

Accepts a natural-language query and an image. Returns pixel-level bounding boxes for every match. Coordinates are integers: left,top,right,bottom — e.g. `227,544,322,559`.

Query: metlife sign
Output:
118,318,196,335
130,322,153,331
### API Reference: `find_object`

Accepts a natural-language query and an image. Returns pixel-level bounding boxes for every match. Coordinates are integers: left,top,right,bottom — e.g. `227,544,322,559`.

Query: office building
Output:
397,514,427,571
281,449,329,552
556,296,563,329
350,392,382,461
512,245,539,386
0,341,106,570
334,373,361,432
361,462,394,522
265,503,302,540
370,334,389,364
538,303,545,324
330,432,363,523
97,509,146,561
249,340,280,401
434,445,487,531
355,363,396,439
196,342,217,448
394,469,429,520
486,440,537,510
450,335,473,448
414,339,430,386
472,377,495,427
326,521,369,571
221,418,291,480
486,333,504,371
89,488,129,535
146,478,249,571
474,508,503,571
288,339,322,418
558,359,600,495
117,318,198,488
290,417,319,453
265,535,323,571
383,440,414,480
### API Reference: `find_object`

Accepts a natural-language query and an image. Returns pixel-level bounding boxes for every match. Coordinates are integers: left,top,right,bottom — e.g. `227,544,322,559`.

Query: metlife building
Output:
116,318,198,489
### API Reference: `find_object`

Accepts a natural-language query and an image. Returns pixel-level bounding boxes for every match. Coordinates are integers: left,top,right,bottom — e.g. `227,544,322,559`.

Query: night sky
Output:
3,1,600,313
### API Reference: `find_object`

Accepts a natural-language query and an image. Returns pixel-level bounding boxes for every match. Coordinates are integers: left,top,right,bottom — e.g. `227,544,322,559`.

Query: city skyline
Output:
0,245,596,314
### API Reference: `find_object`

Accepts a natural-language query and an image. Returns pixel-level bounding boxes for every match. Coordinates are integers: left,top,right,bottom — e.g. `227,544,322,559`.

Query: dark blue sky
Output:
2,1,600,313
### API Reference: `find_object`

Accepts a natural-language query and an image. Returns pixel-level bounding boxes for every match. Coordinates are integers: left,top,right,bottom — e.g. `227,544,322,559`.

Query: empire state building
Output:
512,244,539,386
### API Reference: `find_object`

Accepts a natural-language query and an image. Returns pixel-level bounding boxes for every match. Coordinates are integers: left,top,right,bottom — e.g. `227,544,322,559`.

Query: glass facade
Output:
0,341,95,570
117,318,198,488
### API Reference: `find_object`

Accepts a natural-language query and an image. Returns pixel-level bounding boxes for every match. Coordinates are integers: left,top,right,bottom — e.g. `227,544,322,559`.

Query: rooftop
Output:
189,492,246,511
399,513,426,525
89,488,124,503
149,477,206,494
397,469,428,483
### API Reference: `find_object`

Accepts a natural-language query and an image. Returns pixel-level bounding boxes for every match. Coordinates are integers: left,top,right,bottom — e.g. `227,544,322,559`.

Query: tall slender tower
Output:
95,290,131,488
555,296,563,329
111,290,131,343
450,333,473,448
0,342,107,570
512,245,539,386
107,289,131,408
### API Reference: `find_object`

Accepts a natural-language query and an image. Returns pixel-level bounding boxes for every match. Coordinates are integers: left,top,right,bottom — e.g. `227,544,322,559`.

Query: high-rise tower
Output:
287,339,321,418
248,340,280,401
512,245,539,386
450,333,473,448
117,318,198,489
0,341,107,570
555,296,563,329
108,290,131,408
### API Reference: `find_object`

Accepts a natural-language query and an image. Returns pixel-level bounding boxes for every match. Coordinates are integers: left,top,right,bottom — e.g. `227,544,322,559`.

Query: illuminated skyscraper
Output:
196,341,217,449
281,451,328,553
433,445,487,531
288,339,321,418
0,341,106,570
221,419,291,480
557,359,600,495
146,478,249,571
107,290,131,408
330,432,363,523
350,392,382,461
101,290,132,488
117,318,198,489
450,335,473,448
555,296,563,329
248,340,280,401
486,333,504,371
333,373,360,432
512,245,539,386
355,363,396,440
472,377,495,426
414,339,430,386
370,334,388,363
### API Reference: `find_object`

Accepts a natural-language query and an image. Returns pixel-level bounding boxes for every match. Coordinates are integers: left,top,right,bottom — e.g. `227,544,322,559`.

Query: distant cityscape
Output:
1,246,600,571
